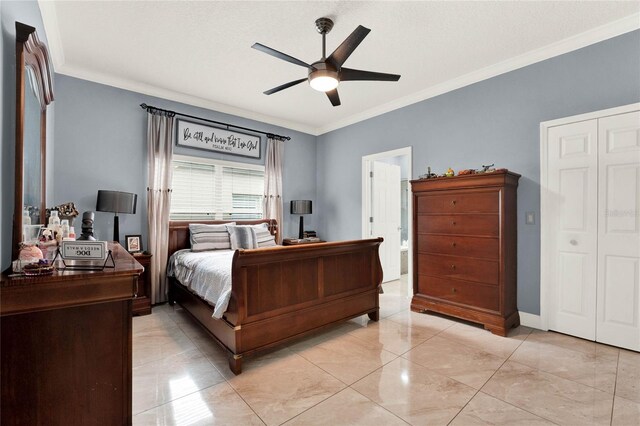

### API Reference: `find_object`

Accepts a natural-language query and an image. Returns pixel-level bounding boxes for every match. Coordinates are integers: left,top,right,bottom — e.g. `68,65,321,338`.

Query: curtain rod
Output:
139,103,291,141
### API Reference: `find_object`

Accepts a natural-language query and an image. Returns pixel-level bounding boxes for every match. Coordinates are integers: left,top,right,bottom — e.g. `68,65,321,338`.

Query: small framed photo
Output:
125,234,142,253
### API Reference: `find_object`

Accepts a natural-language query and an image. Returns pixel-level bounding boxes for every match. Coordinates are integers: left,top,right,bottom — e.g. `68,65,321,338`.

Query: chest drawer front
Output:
417,234,499,259
418,253,499,285
417,214,499,237
417,191,499,214
417,275,499,312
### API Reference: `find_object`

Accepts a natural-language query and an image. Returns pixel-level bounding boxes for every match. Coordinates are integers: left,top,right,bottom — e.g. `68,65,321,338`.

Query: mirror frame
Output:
13,22,54,260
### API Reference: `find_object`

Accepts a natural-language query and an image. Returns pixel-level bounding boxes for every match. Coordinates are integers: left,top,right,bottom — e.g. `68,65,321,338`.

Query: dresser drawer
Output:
417,275,499,311
417,191,498,214
417,234,499,259
417,214,499,237
418,253,499,285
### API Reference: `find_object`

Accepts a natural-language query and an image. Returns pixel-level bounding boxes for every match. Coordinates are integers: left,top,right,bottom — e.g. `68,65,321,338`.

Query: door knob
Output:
570,239,578,246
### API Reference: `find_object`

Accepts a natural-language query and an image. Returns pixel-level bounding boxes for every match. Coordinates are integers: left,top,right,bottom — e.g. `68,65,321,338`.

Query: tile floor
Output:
132,277,640,425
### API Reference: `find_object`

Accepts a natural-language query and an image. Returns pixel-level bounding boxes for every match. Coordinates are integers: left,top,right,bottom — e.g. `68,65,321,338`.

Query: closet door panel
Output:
596,111,640,351
547,119,598,340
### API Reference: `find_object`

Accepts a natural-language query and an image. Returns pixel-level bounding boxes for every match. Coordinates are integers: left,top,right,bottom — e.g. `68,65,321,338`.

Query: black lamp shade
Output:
291,200,312,215
96,190,137,214
96,190,137,243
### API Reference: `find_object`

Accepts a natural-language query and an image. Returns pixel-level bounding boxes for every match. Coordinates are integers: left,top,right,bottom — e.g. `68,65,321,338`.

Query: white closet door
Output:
547,120,599,340
596,111,640,351
372,161,401,282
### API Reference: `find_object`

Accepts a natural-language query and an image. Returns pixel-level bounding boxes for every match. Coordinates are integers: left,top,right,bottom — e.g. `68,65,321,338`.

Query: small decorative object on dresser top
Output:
411,170,520,336
132,252,152,316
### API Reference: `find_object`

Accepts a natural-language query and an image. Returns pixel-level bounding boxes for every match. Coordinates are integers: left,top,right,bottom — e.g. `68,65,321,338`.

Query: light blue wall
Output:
1,0,54,271
317,30,640,315
52,75,317,247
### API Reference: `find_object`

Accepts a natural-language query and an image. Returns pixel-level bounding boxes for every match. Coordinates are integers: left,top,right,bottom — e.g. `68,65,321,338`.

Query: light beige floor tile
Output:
287,320,368,352
295,333,398,384
482,361,614,425
616,349,640,403
347,318,436,355
510,339,618,393
526,330,619,357
132,347,226,415
439,322,531,358
612,396,640,426
133,381,264,425
379,293,411,319
284,388,406,425
386,309,456,334
352,357,476,425
450,392,555,425
133,308,177,335
403,335,505,389
227,349,345,426
133,324,199,367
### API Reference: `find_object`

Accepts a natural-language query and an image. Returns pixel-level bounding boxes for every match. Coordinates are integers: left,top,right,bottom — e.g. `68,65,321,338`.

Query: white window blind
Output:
170,156,264,220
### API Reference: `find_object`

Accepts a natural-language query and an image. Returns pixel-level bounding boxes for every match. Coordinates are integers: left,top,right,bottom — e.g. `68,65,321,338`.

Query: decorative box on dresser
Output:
132,252,152,315
0,243,142,426
411,170,520,336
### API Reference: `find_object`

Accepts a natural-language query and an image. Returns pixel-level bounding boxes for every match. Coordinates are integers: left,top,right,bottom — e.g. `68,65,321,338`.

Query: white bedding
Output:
167,249,234,319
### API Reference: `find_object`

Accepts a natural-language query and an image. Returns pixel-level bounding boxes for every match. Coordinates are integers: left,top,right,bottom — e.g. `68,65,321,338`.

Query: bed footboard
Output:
167,220,382,374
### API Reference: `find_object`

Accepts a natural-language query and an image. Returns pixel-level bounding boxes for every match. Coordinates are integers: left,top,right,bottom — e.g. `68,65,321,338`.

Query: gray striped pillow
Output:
226,225,257,250
189,223,235,251
253,223,277,248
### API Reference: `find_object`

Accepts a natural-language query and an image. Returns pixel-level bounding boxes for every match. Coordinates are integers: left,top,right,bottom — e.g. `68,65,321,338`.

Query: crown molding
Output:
316,13,640,135
39,1,639,137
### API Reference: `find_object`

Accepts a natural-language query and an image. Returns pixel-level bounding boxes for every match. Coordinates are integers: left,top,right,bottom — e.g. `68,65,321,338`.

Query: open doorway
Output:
362,147,412,296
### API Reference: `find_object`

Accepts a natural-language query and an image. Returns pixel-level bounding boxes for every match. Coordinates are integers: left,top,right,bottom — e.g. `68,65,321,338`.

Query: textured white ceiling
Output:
40,1,639,135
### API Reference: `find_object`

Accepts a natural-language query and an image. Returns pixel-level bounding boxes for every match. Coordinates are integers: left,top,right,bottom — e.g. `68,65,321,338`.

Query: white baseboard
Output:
519,311,546,330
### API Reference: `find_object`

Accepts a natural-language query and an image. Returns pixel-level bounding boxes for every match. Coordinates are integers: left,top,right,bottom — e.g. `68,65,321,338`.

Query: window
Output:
170,155,264,220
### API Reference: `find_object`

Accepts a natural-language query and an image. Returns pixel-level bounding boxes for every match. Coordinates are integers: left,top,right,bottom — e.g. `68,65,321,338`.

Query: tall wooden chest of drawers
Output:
411,170,520,336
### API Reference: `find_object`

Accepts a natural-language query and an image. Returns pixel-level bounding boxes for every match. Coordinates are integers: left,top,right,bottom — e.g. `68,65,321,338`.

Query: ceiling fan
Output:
252,17,401,107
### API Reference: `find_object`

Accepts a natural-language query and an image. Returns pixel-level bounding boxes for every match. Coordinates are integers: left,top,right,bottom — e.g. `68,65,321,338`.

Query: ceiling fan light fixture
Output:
309,74,339,92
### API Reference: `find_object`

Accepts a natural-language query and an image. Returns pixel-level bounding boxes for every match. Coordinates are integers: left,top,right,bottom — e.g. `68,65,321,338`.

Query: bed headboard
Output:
168,219,278,257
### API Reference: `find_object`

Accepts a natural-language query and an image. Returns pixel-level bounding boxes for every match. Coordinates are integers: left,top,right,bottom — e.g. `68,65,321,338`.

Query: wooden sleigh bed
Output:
167,219,383,374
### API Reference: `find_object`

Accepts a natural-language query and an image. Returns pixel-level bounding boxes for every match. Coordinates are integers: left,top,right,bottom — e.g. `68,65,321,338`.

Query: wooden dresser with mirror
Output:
2,22,142,425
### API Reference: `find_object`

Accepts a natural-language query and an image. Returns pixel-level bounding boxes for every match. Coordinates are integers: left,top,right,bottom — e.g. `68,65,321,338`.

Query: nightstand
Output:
132,253,152,316
282,239,326,246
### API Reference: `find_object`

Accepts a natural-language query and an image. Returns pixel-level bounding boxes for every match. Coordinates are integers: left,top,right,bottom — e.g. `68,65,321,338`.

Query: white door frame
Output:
362,147,413,284
539,102,640,331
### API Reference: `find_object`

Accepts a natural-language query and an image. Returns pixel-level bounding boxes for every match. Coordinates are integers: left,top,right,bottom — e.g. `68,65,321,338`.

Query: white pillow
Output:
189,223,235,251
253,223,277,248
226,225,258,250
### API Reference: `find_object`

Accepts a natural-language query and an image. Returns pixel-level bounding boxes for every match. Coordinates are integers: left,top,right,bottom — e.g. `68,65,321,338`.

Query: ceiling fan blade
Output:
340,67,401,82
252,43,313,69
326,89,341,106
263,78,308,95
327,25,370,69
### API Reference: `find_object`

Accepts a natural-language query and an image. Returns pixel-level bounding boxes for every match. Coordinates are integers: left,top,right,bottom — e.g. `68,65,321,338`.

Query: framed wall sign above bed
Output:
176,118,261,159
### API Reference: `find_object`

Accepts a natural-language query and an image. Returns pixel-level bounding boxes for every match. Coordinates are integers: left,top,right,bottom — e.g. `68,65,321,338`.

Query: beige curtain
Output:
263,136,284,243
146,110,174,304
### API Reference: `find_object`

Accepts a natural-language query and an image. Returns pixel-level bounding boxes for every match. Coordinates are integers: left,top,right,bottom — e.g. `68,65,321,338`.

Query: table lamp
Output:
96,190,137,243
290,200,312,239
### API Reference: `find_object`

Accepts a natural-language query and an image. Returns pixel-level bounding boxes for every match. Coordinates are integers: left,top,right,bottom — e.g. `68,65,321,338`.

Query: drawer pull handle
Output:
450,264,456,270
451,287,457,293
451,242,456,247
451,221,456,226
451,200,457,206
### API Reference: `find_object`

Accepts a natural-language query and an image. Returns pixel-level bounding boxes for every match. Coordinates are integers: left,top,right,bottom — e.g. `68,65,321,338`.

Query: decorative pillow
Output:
227,225,258,250
189,223,235,251
253,223,277,248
